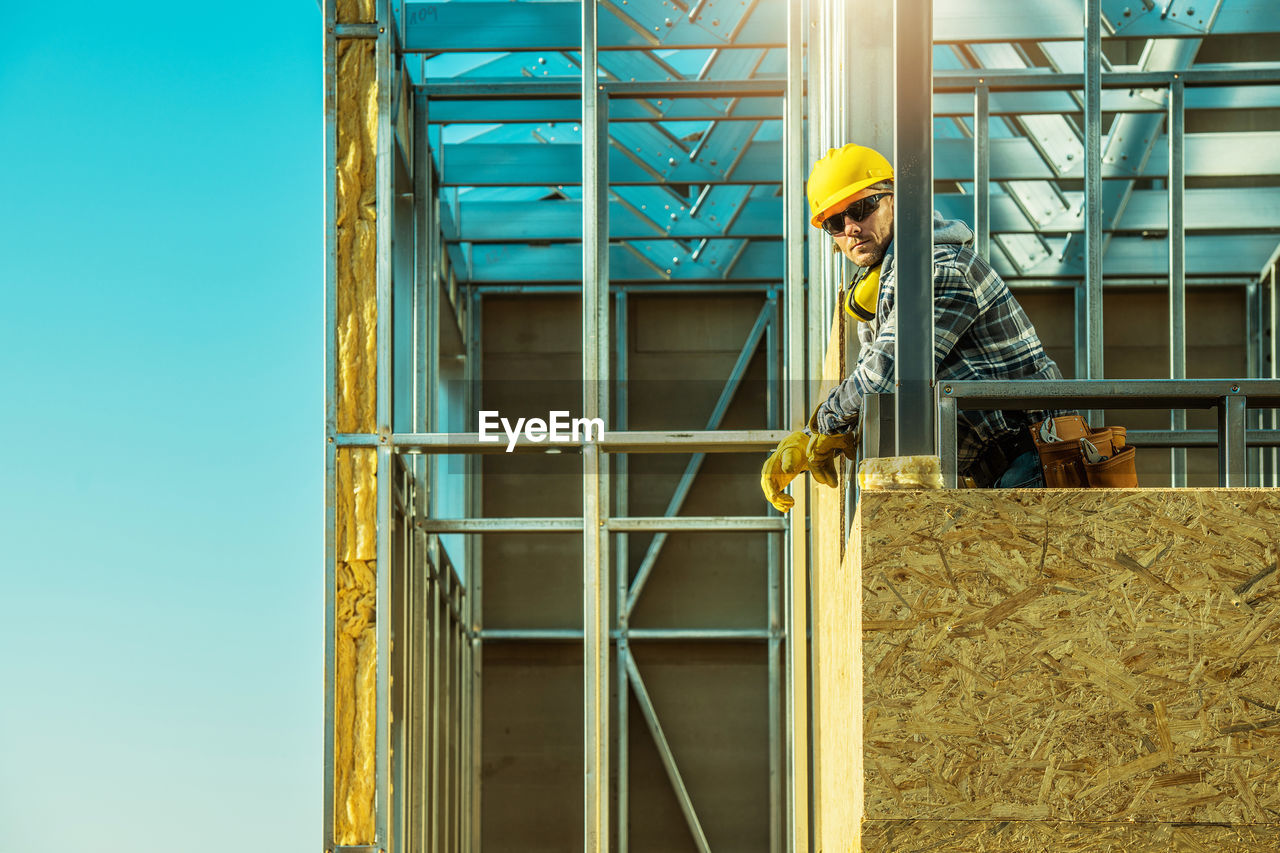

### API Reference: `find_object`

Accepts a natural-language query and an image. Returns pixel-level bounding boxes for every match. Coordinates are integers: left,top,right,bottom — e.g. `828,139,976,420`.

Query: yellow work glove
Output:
805,410,859,489
760,429,810,512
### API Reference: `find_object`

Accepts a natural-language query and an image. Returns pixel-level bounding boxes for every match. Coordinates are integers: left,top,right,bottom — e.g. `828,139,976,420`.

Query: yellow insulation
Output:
334,449,377,843
337,0,376,24
857,455,944,490
335,35,377,437
333,8,378,843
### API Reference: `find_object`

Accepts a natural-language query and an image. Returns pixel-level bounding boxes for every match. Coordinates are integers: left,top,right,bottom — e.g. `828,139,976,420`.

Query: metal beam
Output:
415,516,784,533
937,394,959,488
1269,260,1280,486
973,84,990,261
933,188,1280,235
935,66,1280,92
609,516,787,532
432,134,1280,188
402,0,1280,52
423,95,781,124
444,241,783,283
613,290,630,853
934,85,1280,116
369,428,788,453
894,0,935,456
443,198,784,243
937,379,1280,409
764,291,782,853
322,1,339,848
421,79,785,100
1169,78,1188,487
420,78,1280,123
436,141,786,186
405,0,788,51
1000,234,1280,280
374,2,394,847
428,235,1280,284
1083,0,1103,385
782,2,808,851
625,655,713,853
581,3,609,848
938,133,1280,181
1221,394,1248,486
1127,429,1280,448
480,628,777,641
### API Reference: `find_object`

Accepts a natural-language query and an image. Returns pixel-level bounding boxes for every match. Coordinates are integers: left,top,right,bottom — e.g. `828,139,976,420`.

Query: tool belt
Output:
1029,415,1138,488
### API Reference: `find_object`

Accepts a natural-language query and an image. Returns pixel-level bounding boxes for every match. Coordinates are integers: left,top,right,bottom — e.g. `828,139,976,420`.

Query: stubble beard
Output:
851,239,887,268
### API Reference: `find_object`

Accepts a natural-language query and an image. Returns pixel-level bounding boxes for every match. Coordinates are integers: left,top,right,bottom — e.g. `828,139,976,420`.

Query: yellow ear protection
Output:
844,264,882,322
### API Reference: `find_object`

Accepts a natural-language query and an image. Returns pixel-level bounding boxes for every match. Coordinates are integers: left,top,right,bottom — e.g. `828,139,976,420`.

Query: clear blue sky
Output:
1,3,320,848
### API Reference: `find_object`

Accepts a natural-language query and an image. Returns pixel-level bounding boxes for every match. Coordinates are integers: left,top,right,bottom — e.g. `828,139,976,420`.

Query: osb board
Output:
333,19,378,844
860,820,1280,852
854,489,1280,838
812,301,853,844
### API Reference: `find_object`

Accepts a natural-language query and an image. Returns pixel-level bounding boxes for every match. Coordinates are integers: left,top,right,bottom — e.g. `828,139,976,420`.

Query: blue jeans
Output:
993,450,1044,488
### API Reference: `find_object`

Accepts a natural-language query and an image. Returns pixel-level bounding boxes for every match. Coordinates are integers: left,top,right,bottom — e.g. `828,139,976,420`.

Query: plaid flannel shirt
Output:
812,213,1066,477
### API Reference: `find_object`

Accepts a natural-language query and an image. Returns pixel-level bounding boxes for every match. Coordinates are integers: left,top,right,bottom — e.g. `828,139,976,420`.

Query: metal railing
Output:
928,380,1280,488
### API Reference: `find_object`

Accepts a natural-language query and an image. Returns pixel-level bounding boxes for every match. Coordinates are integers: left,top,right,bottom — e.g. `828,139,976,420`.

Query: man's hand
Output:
760,430,811,512
805,409,859,488
805,432,859,487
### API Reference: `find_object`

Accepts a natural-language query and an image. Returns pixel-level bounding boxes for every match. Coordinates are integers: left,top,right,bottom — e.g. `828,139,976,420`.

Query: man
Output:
761,143,1065,512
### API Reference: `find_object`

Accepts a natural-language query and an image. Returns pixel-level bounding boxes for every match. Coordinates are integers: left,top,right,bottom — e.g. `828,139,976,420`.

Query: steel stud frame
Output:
325,2,1280,851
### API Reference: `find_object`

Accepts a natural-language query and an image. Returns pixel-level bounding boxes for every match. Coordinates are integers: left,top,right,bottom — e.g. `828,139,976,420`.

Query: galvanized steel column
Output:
1083,0,1104,386
1221,394,1247,486
938,391,959,488
581,2,610,849
764,293,782,853
894,0,935,455
1271,264,1280,487
783,2,809,851
807,0,829,366
465,293,484,853
374,0,394,846
1168,77,1187,486
974,83,990,262
613,291,629,853
322,1,339,845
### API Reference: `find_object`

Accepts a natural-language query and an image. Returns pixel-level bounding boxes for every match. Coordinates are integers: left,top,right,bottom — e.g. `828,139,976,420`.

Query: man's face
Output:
830,192,894,267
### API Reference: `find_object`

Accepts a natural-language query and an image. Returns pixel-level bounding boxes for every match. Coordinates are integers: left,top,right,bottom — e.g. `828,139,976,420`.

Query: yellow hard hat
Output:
807,144,895,227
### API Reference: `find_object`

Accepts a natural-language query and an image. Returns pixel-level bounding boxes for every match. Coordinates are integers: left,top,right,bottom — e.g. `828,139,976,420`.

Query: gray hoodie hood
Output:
884,211,974,262
933,211,975,246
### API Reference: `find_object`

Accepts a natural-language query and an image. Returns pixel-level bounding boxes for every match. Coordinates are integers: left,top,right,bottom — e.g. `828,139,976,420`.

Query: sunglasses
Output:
821,193,892,235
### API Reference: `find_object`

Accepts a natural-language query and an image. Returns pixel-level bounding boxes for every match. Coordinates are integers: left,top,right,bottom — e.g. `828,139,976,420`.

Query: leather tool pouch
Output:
1084,445,1138,487
1030,417,1138,488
